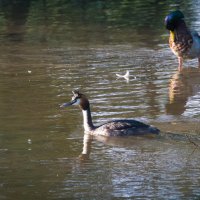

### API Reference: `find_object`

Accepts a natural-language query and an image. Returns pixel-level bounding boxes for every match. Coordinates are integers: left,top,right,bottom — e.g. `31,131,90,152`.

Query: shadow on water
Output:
0,0,31,41
0,0,196,45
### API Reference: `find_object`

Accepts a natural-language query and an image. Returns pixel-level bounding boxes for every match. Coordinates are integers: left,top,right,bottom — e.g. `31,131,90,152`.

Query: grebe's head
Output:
165,10,184,31
60,90,89,110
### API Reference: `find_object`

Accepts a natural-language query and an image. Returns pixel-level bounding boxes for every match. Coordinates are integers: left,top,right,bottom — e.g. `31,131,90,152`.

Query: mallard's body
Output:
165,10,200,70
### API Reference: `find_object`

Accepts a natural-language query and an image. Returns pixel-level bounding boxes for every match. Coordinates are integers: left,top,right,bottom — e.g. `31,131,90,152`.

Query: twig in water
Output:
185,134,199,148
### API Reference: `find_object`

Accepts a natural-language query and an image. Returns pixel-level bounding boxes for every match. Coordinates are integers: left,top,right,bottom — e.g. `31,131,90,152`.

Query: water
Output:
0,1,200,199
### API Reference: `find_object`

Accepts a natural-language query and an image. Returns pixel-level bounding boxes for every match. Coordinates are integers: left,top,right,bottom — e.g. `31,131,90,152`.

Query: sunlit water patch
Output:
1,1,200,199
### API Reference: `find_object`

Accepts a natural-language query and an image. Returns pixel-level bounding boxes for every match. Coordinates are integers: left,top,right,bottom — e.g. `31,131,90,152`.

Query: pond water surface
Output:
0,1,200,199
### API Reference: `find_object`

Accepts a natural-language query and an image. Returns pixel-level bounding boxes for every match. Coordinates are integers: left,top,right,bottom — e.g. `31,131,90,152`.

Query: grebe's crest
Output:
71,90,81,105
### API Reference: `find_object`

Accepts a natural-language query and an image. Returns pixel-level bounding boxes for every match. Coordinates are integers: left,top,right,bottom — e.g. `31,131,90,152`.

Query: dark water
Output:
0,1,200,199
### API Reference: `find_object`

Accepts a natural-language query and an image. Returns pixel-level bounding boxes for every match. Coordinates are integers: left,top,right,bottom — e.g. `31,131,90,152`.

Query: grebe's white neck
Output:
82,108,95,132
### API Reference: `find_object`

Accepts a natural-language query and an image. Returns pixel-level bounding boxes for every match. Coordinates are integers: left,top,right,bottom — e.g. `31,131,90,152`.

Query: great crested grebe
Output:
61,90,160,137
165,10,200,71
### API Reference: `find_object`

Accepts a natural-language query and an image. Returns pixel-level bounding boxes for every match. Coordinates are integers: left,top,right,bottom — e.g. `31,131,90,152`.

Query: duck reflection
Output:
79,132,200,161
166,68,200,115
79,133,158,160
79,134,93,160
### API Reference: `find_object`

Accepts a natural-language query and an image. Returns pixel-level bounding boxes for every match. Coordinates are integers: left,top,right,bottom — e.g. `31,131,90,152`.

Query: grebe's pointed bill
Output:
60,98,80,108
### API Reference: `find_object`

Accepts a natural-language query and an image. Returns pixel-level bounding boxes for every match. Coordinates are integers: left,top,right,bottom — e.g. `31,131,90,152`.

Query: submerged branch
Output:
185,134,200,148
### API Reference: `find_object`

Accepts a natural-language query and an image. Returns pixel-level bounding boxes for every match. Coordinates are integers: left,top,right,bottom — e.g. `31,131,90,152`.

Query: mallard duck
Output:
60,90,159,137
165,10,200,70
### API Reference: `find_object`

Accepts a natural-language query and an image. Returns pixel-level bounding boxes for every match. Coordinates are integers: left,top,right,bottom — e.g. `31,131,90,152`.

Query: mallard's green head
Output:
165,10,184,31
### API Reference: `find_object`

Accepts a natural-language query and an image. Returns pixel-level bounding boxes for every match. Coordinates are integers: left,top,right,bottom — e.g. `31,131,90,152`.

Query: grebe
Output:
165,10,200,71
61,90,159,136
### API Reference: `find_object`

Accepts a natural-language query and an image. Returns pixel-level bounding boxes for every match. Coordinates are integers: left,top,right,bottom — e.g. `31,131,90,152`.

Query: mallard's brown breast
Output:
169,25,193,58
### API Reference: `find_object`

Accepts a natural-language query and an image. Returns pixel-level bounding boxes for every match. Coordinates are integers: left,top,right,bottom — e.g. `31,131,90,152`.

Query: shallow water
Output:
0,1,200,199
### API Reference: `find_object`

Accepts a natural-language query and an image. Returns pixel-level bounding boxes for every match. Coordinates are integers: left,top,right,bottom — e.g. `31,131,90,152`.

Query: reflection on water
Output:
0,0,200,200
80,132,200,161
62,133,200,199
166,68,200,116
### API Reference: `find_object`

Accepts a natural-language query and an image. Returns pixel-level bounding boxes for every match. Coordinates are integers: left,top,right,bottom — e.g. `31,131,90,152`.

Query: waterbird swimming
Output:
60,90,160,137
165,10,200,71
